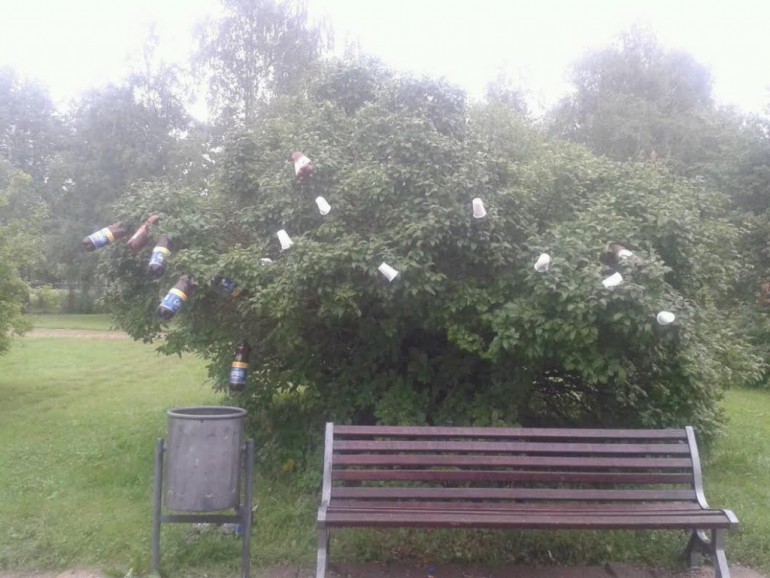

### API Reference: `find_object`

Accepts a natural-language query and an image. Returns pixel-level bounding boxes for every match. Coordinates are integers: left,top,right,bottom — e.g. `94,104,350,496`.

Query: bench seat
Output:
316,423,738,578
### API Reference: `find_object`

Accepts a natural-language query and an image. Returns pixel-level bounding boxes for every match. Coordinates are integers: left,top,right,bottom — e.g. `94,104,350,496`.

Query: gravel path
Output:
25,329,130,340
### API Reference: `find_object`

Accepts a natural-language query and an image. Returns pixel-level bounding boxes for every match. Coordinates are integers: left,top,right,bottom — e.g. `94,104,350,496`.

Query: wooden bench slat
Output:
331,487,696,502
333,454,693,470
324,511,731,530
316,424,737,578
332,425,688,440
330,500,702,512
332,469,693,484
334,440,690,455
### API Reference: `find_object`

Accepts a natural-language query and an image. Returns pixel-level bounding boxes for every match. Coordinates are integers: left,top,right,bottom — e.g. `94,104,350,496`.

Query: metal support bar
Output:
241,439,255,578
151,438,164,576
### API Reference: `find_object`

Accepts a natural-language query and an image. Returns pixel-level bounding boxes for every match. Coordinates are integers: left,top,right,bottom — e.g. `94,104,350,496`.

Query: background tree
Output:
193,0,330,129
0,159,47,353
0,68,63,182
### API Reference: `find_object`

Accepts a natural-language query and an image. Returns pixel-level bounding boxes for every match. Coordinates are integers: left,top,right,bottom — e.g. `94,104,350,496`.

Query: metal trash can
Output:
164,406,247,512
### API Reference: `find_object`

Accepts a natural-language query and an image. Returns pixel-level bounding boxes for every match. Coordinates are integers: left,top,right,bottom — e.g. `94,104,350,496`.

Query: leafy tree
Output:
0,160,44,353
193,0,330,128
47,68,193,290
101,61,759,464
0,68,63,181
548,25,720,165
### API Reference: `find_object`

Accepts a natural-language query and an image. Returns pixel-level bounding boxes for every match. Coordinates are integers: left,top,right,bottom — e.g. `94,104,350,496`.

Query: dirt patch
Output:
25,329,130,340
0,571,106,578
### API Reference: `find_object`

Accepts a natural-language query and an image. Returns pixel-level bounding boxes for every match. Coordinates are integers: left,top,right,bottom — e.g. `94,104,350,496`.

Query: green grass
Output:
0,322,768,576
0,323,317,577
28,314,114,331
703,389,770,570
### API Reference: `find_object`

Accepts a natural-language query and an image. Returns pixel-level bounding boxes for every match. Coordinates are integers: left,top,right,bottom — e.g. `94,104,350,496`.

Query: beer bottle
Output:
157,275,195,320
147,235,172,278
126,214,160,253
290,151,313,182
213,274,244,298
82,222,130,251
229,341,251,392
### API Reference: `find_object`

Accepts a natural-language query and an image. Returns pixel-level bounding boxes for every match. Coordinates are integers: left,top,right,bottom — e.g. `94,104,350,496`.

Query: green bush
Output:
28,285,66,314
101,61,760,461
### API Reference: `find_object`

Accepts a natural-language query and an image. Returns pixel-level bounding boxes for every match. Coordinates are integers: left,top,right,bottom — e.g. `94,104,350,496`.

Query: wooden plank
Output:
333,440,690,455
333,455,693,470
330,500,702,513
332,469,693,485
333,425,687,440
330,487,696,502
323,511,732,530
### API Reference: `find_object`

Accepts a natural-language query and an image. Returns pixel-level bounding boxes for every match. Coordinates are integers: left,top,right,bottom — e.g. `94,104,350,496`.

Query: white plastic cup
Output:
315,196,331,215
260,258,273,265
276,229,293,250
472,198,486,219
602,272,623,288
656,311,676,325
378,262,399,282
534,253,551,273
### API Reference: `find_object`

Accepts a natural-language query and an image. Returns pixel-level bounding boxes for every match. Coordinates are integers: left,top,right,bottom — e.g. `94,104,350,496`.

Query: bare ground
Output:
25,329,130,340
0,564,766,578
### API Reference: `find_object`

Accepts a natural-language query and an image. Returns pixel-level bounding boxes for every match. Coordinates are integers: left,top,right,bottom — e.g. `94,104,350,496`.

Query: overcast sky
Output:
0,0,768,115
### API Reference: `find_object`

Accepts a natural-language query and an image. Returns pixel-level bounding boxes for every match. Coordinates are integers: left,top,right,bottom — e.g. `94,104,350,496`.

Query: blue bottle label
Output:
229,363,248,386
88,227,114,249
220,278,237,293
149,247,169,269
159,288,187,316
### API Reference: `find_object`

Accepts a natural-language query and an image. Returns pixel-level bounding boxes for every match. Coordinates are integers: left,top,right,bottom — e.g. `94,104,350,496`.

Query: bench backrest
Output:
321,423,709,508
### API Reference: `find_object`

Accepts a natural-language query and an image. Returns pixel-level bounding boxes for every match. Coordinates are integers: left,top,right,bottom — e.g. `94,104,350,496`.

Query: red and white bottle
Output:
291,151,313,181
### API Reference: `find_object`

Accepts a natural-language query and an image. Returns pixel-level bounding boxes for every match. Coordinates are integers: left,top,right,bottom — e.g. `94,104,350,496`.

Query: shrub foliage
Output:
102,62,760,455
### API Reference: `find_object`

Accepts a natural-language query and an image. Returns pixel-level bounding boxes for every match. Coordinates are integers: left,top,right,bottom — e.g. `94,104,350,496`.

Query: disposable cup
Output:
534,253,551,272
277,229,293,250
472,198,486,219
378,262,399,282
602,272,623,288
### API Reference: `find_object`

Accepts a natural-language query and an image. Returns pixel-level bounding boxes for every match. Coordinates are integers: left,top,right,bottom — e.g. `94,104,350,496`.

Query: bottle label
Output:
149,247,170,268
220,278,238,293
159,288,188,315
88,227,115,249
229,362,248,385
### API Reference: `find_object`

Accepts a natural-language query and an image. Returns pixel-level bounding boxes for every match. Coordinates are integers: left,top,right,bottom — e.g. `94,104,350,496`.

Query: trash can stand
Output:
151,437,255,578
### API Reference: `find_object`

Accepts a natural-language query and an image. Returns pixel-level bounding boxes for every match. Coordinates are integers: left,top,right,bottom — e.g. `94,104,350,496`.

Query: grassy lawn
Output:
0,315,768,576
28,314,114,331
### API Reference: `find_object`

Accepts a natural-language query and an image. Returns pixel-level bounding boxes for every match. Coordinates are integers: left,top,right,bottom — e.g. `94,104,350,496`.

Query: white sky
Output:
0,0,768,116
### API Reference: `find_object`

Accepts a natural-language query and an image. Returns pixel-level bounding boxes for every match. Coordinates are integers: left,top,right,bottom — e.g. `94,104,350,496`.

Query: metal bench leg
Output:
151,438,164,576
316,526,330,578
685,529,708,568
712,529,730,578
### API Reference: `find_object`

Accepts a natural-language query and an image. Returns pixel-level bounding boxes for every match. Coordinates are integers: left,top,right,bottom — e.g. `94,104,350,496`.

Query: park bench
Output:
316,423,738,578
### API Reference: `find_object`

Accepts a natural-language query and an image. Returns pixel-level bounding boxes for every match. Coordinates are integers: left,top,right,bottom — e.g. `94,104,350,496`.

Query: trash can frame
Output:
151,407,255,578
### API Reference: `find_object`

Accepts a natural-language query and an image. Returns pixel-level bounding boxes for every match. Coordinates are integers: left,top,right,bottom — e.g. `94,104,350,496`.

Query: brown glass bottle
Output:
157,275,195,320
82,222,130,251
229,341,251,391
212,274,245,298
290,151,313,182
126,214,160,253
147,235,172,278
